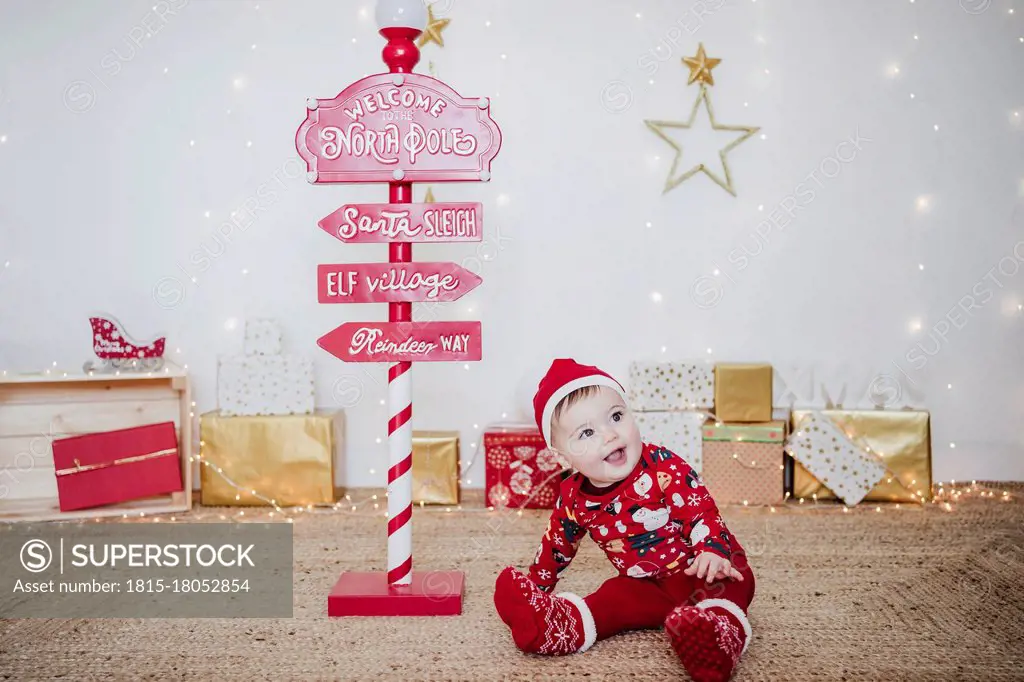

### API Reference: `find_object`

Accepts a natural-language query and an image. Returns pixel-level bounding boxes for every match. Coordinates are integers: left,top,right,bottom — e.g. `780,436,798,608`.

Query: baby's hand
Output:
684,551,744,584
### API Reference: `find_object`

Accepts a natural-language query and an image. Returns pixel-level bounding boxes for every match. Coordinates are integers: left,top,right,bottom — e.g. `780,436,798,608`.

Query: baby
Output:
494,359,756,682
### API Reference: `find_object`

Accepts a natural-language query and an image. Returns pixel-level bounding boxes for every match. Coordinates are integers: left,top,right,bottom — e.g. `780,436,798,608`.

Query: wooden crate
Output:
0,366,192,522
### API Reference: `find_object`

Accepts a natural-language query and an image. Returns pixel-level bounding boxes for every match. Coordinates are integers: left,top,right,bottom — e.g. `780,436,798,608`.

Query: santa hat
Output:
533,359,628,447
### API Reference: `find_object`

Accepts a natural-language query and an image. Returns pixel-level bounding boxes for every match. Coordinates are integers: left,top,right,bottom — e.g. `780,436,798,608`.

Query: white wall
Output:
0,0,1021,488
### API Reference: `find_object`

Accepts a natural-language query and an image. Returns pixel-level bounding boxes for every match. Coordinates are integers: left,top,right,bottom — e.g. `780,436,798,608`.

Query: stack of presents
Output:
202,317,464,508
480,361,932,510
200,318,340,507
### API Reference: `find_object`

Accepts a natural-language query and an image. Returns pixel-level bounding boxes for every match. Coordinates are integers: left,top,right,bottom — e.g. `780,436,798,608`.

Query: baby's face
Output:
551,386,643,488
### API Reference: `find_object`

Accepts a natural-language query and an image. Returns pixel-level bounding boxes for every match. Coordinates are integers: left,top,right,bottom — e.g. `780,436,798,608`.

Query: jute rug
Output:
2,484,1022,681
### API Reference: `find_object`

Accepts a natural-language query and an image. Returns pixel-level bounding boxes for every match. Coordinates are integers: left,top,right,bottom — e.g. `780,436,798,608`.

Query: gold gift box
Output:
790,409,932,503
714,363,773,423
199,410,342,506
412,431,461,505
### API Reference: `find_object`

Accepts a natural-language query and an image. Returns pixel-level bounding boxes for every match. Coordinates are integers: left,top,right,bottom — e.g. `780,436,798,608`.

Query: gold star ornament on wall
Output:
682,43,721,86
645,45,761,197
417,4,451,48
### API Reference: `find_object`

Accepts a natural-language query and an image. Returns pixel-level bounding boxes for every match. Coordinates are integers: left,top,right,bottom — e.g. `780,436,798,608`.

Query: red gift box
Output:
52,422,184,512
483,424,566,509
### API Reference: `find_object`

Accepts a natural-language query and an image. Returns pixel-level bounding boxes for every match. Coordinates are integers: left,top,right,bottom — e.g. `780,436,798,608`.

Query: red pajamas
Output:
526,443,756,653
495,442,756,679
584,548,755,644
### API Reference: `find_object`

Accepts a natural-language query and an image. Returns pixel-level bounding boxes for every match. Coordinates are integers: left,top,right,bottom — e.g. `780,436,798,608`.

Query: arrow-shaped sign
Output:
319,202,482,244
318,321,482,363
318,262,482,304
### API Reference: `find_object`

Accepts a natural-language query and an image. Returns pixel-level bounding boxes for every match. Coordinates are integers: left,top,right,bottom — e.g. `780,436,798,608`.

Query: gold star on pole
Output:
644,84,760,196
682,43,721,86
417,4,451,48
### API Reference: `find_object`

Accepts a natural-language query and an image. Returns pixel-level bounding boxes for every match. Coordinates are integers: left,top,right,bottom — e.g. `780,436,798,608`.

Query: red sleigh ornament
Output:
82,314,166,372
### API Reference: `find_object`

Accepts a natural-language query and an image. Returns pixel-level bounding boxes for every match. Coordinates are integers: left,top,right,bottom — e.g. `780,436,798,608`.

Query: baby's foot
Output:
493,567,595,655
664,603,748,682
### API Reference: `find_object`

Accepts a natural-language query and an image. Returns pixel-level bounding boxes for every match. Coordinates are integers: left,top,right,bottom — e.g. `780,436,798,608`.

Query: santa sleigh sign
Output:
297,1,501,619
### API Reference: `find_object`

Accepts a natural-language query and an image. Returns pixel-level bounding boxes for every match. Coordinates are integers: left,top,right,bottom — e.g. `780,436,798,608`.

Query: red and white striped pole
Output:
386,192,413,586
379,8,423,588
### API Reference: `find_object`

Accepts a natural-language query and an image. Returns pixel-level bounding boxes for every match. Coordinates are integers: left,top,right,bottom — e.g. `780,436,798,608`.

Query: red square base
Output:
327,571,464,617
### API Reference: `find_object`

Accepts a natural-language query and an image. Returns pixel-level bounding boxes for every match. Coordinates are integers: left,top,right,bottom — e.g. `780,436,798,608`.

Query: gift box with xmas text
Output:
701,421,786,506
786,409,932,504
484,424,566,509
412,430,460,505
52,421,184,512
199,410,342,506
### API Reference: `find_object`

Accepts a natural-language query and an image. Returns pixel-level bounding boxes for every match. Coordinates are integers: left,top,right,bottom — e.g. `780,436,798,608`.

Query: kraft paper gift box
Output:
787,409,932,504
217,355,315,416
484,424,566,509
52,422,184,512
244,318,283,355
713,363,773,423
701,421,786,506
634,410,708,473
199,411,341,506
412,430,460,505
628,361,715,411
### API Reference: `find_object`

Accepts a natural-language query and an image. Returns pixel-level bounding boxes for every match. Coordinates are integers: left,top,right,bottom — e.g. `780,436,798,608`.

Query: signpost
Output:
297,0,501,617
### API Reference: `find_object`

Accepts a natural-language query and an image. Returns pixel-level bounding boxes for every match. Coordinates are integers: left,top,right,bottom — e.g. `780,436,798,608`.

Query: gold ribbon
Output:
55,448,178,477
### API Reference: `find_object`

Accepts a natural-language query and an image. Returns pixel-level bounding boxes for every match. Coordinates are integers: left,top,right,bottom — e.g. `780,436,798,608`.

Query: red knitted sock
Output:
664,599,751,682
493,567,596,655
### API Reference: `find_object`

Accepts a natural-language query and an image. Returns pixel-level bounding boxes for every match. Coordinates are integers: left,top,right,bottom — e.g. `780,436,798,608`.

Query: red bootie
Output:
494,567,596,655
664,600,751,682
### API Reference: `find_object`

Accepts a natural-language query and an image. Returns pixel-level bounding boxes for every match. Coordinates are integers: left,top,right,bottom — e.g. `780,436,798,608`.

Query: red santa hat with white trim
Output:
533,358,629,447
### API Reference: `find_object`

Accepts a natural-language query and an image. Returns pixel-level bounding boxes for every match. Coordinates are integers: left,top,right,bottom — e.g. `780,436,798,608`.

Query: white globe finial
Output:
375,0,428,31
